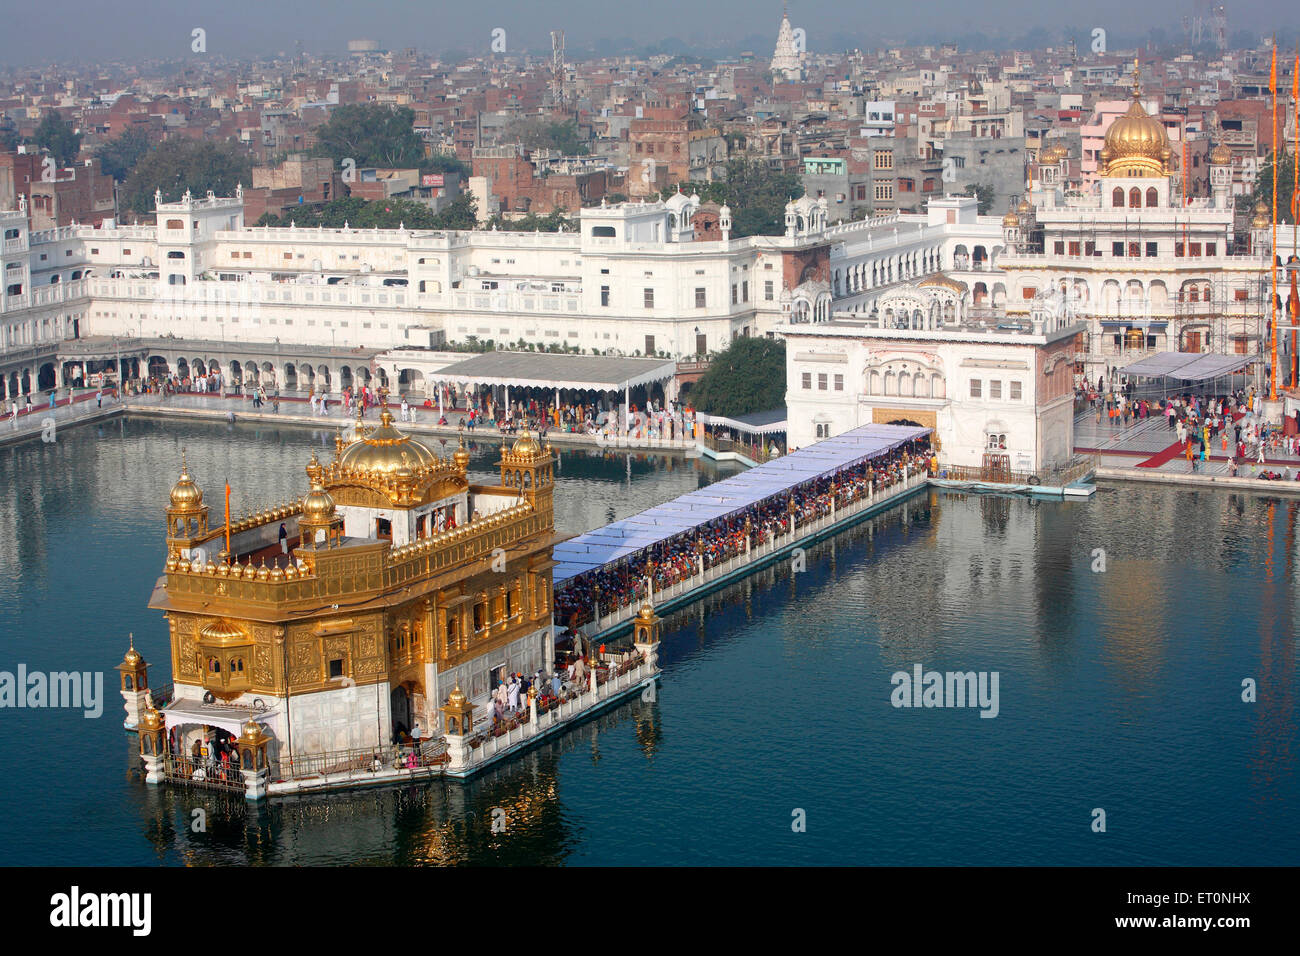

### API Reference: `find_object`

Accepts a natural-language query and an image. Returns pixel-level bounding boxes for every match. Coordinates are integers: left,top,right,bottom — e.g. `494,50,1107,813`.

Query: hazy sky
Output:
0,0,1297,67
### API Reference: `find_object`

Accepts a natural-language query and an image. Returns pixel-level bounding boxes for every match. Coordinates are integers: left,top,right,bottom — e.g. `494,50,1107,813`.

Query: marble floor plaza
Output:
1073,407,1300,476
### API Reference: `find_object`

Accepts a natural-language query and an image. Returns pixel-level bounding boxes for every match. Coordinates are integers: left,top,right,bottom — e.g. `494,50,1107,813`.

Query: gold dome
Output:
447,684,467,707
1002,210,1020,228
917,273,968,294
1016,197,1032,215
199,619,247,644
168,459,204,511
636,602,657,622
302,480,336,522
1103,88,1169,177
139,706,165,733
453,434,471,470
121,635,143,668
510,429,542,457
238,718,267,743
338,406,436,474
1211,143,1232,165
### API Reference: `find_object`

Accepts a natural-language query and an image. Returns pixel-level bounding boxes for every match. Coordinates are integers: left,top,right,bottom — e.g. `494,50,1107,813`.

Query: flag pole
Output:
1292,50,1298,389
224,479,232,561
1270,40,1279,402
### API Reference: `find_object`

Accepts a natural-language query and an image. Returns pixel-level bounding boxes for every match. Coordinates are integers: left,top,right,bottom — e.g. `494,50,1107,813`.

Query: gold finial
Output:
1131,58,1141,98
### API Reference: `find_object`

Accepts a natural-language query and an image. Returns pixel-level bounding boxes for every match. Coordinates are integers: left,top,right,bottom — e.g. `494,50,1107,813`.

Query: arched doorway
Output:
390,685,411,739
38,363,57,391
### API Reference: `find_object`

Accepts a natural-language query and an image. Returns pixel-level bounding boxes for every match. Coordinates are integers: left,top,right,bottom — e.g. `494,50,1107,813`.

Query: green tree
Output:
659,159,803,237
34,110,82,166
504,118,589,156
689,337,787,417
1242,149,1298,225
959,182,995,215
485,208,576,232
120,139,253,216
311,104,426,169
95,128,152,182
258,193,476,231
422,153,470,177
0,125,19,152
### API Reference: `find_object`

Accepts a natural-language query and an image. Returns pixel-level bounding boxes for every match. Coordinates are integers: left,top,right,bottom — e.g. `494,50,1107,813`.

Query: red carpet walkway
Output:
1136,440,1187,468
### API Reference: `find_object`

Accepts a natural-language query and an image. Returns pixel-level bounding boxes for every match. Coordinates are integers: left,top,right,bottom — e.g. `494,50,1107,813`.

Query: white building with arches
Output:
782,282,1084,472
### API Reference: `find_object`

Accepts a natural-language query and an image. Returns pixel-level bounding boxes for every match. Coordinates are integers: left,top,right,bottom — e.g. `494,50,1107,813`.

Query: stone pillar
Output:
138,706,166,785
445,730,473,772
441,685,475,771
116,635,151,730
236,719,272,801
632,601,662,671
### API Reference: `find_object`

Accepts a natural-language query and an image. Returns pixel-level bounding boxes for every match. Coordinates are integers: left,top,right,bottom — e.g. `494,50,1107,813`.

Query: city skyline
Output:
0,0,1298,67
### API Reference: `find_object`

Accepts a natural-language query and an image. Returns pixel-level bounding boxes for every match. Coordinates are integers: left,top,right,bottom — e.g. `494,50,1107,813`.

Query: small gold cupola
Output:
165,451,210,555
498,428,555,506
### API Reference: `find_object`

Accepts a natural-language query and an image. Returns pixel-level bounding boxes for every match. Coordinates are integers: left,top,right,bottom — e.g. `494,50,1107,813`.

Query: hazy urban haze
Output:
0,0,1298,65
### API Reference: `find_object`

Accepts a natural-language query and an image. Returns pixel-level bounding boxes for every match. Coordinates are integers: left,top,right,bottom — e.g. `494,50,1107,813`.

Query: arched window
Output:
1112,187,1124,207
1128,188,1141,208
1146,187,1158,207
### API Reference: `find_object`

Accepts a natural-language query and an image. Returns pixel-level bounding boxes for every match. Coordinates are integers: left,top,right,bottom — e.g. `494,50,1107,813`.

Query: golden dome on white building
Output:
1103,65,1171,178
338,406,436,474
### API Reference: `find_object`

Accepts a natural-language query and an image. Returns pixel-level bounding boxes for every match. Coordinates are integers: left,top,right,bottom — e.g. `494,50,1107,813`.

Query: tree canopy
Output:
311,104,427,169
504,117,589,156
688,336,787,417
959,182,995,215
34,110,82,167
422,153,470,178
484,209,577,232
1242,149,1298,226
256,193,476,231
95,128,152,182
120,138,253,216
657,158,803,237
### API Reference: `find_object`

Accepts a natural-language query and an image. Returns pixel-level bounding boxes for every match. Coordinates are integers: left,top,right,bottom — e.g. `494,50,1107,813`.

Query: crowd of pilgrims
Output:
554,441,934,628
452,393,692,441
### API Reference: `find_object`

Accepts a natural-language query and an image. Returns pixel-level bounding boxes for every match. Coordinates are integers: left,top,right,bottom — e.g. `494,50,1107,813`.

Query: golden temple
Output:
119,404,666,797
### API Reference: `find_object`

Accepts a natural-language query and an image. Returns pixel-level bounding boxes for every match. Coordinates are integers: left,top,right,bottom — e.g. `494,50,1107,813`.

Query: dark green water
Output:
0,418,1295,865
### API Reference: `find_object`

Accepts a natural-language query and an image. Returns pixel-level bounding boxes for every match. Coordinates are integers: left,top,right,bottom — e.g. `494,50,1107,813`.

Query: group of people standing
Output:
553,440,931,628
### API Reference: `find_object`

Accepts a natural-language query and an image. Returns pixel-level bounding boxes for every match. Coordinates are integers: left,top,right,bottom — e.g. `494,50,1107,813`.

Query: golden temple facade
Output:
147,410,564,762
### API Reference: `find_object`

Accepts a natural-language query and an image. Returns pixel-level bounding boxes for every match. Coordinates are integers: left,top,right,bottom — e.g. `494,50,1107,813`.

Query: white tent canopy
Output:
696,408,788,435
1119,352,1253,382
552,423,931,584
